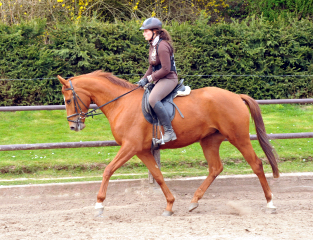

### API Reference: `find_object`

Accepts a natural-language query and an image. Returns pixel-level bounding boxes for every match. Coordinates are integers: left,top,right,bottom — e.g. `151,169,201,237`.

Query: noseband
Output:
64,80,90,124
64,80,141,123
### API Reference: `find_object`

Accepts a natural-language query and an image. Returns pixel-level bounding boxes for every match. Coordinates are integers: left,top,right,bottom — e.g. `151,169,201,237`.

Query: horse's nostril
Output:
70,126,75,131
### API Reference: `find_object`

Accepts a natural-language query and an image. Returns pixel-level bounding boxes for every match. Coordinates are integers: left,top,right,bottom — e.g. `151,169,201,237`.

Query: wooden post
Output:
149,149,161,184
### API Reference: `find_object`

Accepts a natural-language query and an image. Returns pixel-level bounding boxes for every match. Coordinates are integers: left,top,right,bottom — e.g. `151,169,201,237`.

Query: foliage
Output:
0,18,148,105
0,0,241,24
247,0,313,21
171,15,313,99
0,16,313,106
0,0,95,24
1,0,312,25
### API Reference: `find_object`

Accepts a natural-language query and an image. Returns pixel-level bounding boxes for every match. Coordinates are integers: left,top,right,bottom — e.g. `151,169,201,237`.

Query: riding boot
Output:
153,101,177,144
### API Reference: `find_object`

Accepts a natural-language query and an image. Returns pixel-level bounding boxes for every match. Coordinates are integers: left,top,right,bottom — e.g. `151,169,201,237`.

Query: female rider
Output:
138,17,178,144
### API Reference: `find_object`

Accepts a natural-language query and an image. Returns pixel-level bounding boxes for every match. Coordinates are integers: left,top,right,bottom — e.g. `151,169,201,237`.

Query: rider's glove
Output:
138,77,149,88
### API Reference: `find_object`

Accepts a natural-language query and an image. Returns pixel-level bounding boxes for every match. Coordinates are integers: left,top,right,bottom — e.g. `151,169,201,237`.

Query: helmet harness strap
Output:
149,31,155,42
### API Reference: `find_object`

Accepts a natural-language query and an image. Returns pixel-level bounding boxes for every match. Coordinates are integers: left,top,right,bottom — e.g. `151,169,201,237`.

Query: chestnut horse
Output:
57,70,279,217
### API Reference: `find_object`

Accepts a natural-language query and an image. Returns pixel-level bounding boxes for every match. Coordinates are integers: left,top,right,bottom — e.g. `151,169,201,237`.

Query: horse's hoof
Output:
162,210,174,216
189,202,199,212
94,208,104,218
266,200,276,209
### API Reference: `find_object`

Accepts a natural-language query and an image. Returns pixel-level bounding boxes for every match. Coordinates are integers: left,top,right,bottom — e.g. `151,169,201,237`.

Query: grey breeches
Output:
148,78,178,108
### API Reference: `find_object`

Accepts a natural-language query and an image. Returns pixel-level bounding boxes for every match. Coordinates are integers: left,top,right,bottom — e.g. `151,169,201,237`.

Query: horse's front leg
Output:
137,151,175,216
95,145,135,217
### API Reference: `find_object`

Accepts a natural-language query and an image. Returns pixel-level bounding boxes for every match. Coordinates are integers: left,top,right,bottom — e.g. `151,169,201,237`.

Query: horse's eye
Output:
66,99,71,104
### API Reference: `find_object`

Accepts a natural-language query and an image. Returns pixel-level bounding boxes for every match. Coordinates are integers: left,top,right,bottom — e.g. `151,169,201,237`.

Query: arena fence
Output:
1,99,313,183
0,133,312,152
1,98,313,151
1,99,313,112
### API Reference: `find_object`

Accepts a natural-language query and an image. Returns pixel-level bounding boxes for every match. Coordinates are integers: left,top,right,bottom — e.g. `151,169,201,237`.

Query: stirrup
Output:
156,130,177,145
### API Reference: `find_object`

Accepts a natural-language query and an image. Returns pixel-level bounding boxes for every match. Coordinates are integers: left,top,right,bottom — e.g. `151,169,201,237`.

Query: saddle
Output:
141,79,191,150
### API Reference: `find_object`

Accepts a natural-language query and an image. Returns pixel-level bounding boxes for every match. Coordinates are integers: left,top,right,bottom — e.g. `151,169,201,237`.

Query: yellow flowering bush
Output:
0,0,241,24
127,0,231,22
0,0,94,24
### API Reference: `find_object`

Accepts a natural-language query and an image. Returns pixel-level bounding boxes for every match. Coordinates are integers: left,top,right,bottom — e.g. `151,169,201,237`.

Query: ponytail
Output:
157,29,174,52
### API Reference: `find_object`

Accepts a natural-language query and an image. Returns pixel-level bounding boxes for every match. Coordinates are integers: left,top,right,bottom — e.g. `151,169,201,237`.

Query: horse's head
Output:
58,75,91,132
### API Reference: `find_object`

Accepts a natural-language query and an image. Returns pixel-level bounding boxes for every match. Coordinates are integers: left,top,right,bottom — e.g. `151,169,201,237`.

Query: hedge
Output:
0,16,312,106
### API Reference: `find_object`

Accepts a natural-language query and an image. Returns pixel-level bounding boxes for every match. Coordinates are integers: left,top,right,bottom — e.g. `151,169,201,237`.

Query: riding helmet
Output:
140,18,162,30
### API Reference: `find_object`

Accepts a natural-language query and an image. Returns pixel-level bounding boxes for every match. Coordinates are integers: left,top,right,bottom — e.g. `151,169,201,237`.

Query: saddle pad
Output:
175,86,191,97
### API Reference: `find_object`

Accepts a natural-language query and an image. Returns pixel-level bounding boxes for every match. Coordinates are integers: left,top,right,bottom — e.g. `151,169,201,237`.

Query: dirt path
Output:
0,173,312,240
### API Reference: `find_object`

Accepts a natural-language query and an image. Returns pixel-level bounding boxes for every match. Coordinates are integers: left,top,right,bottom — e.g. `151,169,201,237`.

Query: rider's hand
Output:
138,77,149,88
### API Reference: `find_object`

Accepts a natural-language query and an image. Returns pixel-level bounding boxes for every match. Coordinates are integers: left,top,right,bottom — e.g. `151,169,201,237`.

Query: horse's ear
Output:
57,75,69,87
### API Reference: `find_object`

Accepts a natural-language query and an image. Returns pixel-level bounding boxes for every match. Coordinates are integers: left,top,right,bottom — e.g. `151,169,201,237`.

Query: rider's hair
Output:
155,28,174,52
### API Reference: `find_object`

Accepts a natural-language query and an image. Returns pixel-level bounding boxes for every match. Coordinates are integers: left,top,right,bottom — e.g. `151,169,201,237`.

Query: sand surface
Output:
0,173,312,240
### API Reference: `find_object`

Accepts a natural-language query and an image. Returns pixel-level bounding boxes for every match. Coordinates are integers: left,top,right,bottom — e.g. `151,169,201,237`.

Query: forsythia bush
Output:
0,16,312,106
0,0,311,25
0,0,241,24
0,0,95,24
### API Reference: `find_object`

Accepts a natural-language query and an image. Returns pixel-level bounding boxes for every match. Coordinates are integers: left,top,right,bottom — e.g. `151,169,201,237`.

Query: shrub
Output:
0,16,312,106
247,0,313,21
0,0,237,24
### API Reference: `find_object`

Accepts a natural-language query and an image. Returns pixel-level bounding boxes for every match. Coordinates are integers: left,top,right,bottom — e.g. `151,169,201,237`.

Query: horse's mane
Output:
77,70,137,90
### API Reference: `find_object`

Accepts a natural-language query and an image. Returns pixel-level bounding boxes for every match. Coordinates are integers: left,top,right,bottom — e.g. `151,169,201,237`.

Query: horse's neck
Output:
82,78,132,117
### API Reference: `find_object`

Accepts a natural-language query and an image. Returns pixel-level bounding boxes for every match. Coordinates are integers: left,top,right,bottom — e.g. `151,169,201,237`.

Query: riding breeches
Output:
148,78,178,108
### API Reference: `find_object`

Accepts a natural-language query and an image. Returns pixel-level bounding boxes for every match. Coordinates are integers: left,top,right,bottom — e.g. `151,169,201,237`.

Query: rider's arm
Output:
143,64,153,80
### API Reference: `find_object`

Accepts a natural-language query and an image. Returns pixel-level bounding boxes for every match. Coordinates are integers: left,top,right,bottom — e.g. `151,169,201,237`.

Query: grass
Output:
0,104,312,185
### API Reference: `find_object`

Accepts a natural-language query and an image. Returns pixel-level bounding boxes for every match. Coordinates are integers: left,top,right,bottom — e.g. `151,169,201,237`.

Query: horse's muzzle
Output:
70,122,86,132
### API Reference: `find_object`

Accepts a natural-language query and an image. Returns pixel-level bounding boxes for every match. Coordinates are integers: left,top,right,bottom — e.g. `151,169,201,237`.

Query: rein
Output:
64,80,141,123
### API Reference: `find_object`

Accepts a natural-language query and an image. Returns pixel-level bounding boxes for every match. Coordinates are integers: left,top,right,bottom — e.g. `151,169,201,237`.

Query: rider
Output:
138,17,178,144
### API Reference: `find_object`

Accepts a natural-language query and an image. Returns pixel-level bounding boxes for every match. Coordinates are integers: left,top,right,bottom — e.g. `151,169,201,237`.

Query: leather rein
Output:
64,80,141,124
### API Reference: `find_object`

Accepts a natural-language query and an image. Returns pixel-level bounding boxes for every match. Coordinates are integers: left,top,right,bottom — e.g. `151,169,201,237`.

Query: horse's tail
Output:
240,94,280,178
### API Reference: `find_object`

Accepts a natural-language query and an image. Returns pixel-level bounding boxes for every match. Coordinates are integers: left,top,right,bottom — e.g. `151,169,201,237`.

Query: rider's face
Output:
143,29,154,41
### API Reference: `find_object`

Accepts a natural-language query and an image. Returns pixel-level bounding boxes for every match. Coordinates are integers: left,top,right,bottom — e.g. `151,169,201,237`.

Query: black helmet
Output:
140,18,162,30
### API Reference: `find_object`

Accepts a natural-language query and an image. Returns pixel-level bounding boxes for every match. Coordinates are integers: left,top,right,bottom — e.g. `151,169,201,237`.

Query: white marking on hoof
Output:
267,200,276,209
189,202,199,212
267,194,276,209
94,203,104,218
95,202,104,209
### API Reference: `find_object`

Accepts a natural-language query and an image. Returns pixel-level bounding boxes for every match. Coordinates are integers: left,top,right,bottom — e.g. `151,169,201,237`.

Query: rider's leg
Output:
149,78,178,144
148,78,178,108
153,101,177,143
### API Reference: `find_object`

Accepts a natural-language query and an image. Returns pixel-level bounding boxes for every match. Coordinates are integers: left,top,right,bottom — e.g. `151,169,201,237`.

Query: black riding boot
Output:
153,101,177,144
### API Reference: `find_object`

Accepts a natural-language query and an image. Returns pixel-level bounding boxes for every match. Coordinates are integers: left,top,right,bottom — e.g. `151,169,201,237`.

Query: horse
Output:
57,70,279,217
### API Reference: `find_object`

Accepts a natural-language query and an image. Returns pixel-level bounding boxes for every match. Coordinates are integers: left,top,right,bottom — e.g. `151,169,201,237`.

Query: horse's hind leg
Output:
137,151,175,216
189,132,225,212
229,137,276,210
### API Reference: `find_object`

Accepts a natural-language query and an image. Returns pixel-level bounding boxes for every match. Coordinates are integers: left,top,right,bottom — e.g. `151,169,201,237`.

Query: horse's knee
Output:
209,162,223,177
216,164,223,175
103,166,113,178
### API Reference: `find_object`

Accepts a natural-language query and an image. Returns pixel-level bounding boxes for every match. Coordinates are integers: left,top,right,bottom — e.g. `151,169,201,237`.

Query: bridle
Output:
64,80,141,124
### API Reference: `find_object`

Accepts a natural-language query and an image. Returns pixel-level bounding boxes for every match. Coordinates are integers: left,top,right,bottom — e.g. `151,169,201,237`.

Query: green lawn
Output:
0,104,312,185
